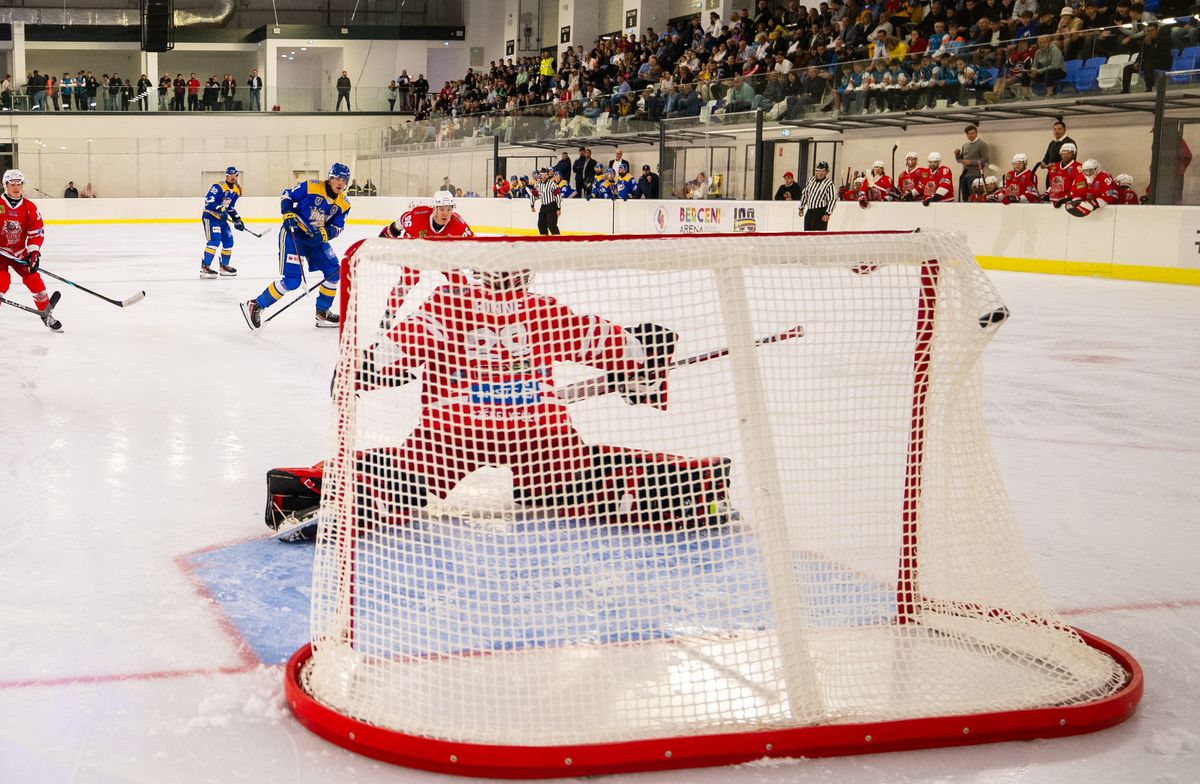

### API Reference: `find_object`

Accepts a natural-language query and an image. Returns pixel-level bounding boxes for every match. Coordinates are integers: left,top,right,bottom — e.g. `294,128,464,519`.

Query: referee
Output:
529,168,562,235
798,161,837,231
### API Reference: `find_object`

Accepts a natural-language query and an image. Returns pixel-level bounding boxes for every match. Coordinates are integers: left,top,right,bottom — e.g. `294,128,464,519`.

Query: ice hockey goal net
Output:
286,230,1141,778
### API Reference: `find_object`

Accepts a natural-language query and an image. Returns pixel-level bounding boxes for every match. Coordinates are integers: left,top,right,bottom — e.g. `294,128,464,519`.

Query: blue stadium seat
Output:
1182,46,1200,62
1084,57,1107,71
1056,59,1083,93
1170,56,1196,83
1073,66,1100,92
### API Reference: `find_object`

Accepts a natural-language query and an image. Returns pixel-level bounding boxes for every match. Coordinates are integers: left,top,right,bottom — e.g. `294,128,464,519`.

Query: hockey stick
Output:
36,268,145,307
891,141,899,182
555,324,806,405
0,290,60,318
255,278,327,326
238,225,267,239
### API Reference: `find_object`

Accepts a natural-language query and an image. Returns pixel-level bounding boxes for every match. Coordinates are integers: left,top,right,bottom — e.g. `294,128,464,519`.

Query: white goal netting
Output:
300,230,1127,749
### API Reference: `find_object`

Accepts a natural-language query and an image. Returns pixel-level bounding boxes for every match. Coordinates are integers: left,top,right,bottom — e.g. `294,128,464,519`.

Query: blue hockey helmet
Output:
224,166,238,176
328,162,351,182
605,167,616,175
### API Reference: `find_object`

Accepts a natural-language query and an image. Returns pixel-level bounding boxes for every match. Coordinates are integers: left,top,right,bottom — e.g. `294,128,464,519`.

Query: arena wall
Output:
34,197,1200,285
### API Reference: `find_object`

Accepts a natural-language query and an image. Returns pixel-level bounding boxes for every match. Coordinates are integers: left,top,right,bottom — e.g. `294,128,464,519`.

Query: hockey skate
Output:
219,264,237,277
199,264,218,279
239,299,262,330
40,291,63,333
315,309,340,328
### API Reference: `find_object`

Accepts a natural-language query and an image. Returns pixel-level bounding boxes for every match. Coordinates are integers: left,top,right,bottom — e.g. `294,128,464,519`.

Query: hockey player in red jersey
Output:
857,161,894,207
1046,142,1081,208
966,178,989,203
896,152,923,201
337,190,475,333
921,152,954,205
1065,159,1119,218
0,169,61,332
1000,153,1040,204
1114,173,1140,205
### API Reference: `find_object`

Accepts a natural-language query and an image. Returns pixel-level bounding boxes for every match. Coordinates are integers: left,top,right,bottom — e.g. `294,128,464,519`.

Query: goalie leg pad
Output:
355,448,430,525
265,463,324,530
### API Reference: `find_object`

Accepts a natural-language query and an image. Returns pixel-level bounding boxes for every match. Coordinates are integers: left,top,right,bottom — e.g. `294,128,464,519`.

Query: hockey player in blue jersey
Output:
239,162,350,330
613,163,640,200
199,166,243,278
591,167,620,200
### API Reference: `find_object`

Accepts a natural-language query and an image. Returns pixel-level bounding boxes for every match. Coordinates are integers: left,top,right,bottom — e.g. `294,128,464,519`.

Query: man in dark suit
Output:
637,164,661,199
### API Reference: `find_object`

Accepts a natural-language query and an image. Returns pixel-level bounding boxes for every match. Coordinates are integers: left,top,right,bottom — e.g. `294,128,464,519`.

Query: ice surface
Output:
0,224,1197,783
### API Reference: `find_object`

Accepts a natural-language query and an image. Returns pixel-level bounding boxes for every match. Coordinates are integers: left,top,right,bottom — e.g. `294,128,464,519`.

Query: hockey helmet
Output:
605,167,616,176
815,161,830,171
327,162,351,182
224,165,239,176
928,152,941,163
971,177,984,191
1115,173,1134,187
905,152,919,161
3,169,25,185
1012,153,1028,164
985,175,999,186
1082,159,1101,175
1059,142,1077,155
432,190,456,207
872,160,885,170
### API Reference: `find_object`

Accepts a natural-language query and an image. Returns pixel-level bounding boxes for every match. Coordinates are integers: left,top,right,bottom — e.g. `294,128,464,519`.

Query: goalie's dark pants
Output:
537,204,561,235
802,209,830,231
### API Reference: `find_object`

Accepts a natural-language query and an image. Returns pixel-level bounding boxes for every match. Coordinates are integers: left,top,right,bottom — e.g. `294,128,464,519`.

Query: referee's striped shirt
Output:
798,174,837,214
529,179,563,210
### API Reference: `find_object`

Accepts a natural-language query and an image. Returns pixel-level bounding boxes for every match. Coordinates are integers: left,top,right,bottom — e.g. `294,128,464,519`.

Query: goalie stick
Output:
0,290,60,319
555,324,806,405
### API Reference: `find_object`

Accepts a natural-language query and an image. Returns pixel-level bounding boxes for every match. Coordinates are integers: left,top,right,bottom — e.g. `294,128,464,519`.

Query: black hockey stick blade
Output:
261,279,326,325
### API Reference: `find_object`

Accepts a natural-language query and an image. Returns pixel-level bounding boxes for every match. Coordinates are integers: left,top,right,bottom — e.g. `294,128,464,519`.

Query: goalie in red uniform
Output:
921,152,954,205
353,267,700,525
1064,159,1118,218
0,169,62,332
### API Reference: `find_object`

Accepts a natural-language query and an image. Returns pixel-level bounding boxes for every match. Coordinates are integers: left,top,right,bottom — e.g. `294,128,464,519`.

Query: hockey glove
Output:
1052,198,1067,209
608,322,678,409
858,195,869,209
282,214,305,235
25,250,40,273
318,226,331,244
232,216,246,232
922,197,933,206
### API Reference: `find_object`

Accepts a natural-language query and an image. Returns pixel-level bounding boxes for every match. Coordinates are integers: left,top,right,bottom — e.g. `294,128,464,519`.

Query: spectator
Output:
441,176,457,196
347,179,363,196
955,124,990,200
120,78,134,111
47,76,60,111
493,174,511,198
1123,20,1172,93
187,73,201,111
60,73,73,112
247,69,263,111
775,171,803,200
108,72,122,111
336,70,352,111
222,73,237,111
157,74,170,110
1029,35,1066,97
1,73,10,111
63,181,79,198
82,182,97,198
173,73,186,111
690,171,711,199
364,179,378,196
137,74,153,111
637,164,661,199
387,80,398,112
397,70,411,112
203,77,219,111
608,148,632,173
412,73,429,107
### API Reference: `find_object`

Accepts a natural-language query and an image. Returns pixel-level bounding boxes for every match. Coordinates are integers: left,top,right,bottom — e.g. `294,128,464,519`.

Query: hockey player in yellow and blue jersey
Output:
239,162,350,330
613,163,640,200
199,166,244,278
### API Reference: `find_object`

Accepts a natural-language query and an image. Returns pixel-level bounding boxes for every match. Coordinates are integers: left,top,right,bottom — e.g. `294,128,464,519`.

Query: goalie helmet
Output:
3,169,25,185
928,152,941,163
1082,158,1101,176
479,269,532,291
1116,173,1134,187
432,190,456,208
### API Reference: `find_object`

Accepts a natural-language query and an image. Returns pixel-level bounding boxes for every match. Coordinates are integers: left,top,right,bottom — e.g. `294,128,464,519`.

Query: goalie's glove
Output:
1065,199,1094,218
607,322,678,408
232,215,246,232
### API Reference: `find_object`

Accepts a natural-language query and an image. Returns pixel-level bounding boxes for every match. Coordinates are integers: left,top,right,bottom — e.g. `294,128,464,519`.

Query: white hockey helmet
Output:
985,175,999,186
1060,142,1077,155
1082,158,1100,175
928,152,941,163
1116,173,1134,187
432,190,456,208
1012,153,1028,164
2,169,25,185
971,177,984,191
872,160,886,170
905,151,919,161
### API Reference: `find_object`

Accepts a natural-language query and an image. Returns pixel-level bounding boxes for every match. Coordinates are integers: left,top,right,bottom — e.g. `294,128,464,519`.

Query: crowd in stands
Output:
1,69,265,111
381,0,1195,148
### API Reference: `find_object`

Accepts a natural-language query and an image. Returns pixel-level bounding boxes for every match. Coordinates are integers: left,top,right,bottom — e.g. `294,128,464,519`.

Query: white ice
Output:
1,223,1197,784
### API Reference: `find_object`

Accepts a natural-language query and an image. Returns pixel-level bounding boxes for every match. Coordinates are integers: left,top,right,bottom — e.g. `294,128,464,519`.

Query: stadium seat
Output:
1056,59,1083,92
1084,57,1107,71
1073,66,1100,92
595,110,611,133
1145,0,1159,10
1170,56,1195,83
1182,46,1200,62
1106,53,1133,66
1097,62,1125,90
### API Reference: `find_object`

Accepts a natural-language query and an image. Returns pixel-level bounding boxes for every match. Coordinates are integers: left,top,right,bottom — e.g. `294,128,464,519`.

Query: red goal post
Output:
288,230,1142,778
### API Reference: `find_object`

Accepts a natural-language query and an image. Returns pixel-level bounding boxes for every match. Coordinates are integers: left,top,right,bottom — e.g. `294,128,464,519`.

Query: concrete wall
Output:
32,196,1200,285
